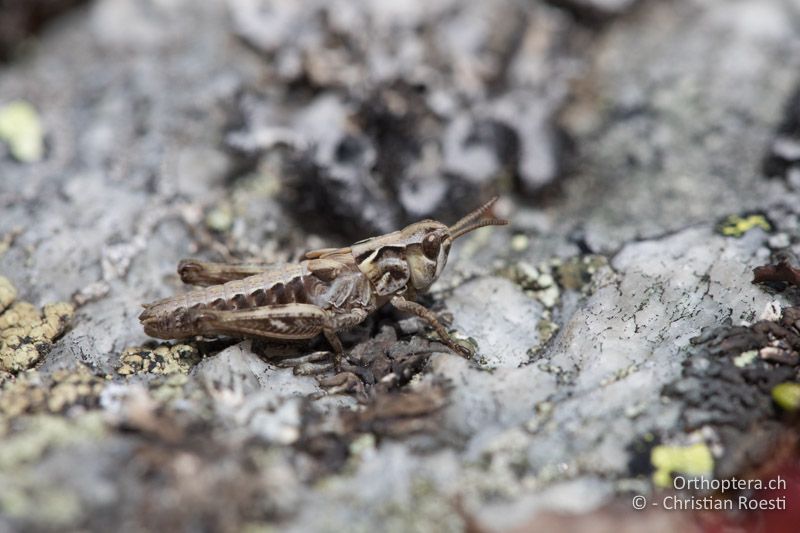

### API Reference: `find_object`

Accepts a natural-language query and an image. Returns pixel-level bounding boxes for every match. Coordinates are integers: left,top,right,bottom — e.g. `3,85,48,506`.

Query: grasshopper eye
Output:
422,234,440,259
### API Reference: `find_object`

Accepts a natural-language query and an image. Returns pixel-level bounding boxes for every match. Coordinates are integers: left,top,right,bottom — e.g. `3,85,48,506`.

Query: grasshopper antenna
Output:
449,196,508,241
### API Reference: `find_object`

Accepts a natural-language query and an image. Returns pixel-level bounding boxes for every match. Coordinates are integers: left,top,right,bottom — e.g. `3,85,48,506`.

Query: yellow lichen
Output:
0,366,106,419
717,214,771,237
0,294,74,373
118,344,200,375
0,100,44,163
651,443,714,488
772,383,800,412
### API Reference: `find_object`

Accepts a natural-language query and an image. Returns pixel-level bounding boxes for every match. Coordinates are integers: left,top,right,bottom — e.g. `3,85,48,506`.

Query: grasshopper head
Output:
405,197,508,290
352,197,507,294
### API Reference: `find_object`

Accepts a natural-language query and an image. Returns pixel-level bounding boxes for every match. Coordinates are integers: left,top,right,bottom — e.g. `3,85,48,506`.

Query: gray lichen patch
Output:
445,276,547,368
117,343,201,376
370,478,465,533
0,285,74,373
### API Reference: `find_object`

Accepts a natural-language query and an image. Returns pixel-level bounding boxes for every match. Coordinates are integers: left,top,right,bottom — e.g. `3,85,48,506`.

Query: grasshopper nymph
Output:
139,197,507,368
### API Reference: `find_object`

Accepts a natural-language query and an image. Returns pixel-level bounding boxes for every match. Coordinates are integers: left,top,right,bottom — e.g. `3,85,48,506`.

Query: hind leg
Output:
177,259,275,286
195,305,370,371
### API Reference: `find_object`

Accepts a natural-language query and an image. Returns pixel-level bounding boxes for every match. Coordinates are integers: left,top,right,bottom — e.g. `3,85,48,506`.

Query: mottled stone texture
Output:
2,0,800,531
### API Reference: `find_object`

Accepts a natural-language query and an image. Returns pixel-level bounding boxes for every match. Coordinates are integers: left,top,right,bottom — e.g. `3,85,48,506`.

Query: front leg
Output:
390,296,471,358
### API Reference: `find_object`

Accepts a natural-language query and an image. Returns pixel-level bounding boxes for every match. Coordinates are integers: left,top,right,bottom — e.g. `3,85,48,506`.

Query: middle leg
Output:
323,308,369,370
390,296,472,357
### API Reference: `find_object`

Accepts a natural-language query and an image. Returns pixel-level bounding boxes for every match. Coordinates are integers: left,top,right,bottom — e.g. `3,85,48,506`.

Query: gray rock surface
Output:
2,0,800,531
559,0,800,252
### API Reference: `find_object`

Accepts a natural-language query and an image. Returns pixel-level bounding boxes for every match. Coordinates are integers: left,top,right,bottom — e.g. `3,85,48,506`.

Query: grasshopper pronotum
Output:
140,197,507,367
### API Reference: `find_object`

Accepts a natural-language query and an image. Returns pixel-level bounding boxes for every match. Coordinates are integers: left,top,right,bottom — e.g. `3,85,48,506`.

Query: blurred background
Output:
1,0,800,531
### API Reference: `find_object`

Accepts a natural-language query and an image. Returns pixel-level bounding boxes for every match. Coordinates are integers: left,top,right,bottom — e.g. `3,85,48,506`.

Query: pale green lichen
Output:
0,413,105,470
232,166,282,202
510,234,529,252
733,350,758,368
0,413,105,528
348,433,377,459
149,373,194,404
527,312,559,359
118,343,201,375
651,443,714,488
0,293,74,373
504,255,608,310
772,382,800,412
599,363,638,387
555,255,608,293
507,261,561,308
536,317,559,345
716,214,771,237
205,202,235,232
375,478,464,533
0,101,44,163
0,484,82,527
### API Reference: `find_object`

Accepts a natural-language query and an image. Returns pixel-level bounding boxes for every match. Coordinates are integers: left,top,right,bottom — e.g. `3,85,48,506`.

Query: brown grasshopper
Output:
139,197,507,368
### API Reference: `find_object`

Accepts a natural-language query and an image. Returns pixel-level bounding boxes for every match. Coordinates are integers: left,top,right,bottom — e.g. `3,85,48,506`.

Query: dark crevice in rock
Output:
763,84,800,184
0,0,91,62
544,0,640,26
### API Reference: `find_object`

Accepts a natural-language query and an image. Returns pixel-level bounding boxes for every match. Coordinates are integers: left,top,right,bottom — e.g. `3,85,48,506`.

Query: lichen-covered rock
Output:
227,0,579,232
445,276,546,368
0,366,107,419
0,292,74,373
2,0,800,531
559,0,800,252
117,343,200,376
